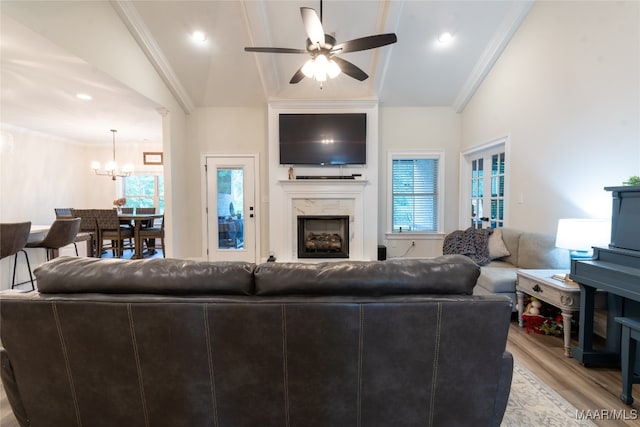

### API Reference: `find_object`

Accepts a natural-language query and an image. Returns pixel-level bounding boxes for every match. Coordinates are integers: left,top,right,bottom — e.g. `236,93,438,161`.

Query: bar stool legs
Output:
11,249,34,290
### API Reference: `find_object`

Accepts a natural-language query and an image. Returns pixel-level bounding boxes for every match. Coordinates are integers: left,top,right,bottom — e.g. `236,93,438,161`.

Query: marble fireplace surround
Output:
273,180,375,261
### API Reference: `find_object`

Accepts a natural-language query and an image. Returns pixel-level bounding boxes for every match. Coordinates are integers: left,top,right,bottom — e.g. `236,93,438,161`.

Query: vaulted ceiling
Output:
0,1,533,145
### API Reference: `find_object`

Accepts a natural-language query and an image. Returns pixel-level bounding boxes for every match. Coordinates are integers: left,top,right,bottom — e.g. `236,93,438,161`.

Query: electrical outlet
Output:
411,241,415,247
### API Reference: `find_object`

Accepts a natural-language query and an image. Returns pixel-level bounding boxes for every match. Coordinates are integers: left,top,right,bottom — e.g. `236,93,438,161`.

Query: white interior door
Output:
461,141,508,229
205,156,257,262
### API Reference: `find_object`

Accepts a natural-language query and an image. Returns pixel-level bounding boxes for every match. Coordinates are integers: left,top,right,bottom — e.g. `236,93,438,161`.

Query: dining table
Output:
117,213,164,259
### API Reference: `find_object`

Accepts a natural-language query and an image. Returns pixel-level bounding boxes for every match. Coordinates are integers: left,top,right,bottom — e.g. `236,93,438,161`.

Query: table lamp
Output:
555,218,611,258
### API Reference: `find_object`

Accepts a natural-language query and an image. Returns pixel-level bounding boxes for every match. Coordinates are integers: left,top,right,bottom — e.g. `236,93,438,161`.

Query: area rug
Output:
502,361,597,427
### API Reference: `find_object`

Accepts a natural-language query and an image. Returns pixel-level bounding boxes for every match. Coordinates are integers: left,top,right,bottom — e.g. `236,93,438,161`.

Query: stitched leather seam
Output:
128,304,150,427
428,303,443,427
52,303,83,427
282,305,290,427
203,304,219,427
357,304,364,427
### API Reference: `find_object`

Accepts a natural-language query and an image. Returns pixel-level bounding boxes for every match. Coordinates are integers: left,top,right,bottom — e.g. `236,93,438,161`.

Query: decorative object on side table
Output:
521,296,564,337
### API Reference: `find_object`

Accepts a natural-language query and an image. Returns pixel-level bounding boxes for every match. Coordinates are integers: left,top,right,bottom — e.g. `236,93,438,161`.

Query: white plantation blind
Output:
392,158,439,232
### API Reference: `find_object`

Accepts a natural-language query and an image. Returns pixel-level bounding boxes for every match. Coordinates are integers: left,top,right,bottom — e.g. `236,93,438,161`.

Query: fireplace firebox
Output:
297,215,349,258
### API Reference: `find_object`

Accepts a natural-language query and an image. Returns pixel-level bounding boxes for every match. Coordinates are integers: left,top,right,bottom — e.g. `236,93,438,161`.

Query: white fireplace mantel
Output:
267,101,379,262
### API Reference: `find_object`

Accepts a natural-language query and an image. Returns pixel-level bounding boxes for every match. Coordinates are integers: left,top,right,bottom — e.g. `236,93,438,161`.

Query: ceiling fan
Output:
244,0,397,84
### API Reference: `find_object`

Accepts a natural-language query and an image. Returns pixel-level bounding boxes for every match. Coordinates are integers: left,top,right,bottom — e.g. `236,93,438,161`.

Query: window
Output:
123,174,164,212
389,152,443,234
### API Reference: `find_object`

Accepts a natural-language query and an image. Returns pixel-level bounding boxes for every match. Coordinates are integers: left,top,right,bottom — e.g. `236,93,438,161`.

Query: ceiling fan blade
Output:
332,33,397,54
332,57,368,81
289,67,306,84
301,7,325,46
245,47,307,54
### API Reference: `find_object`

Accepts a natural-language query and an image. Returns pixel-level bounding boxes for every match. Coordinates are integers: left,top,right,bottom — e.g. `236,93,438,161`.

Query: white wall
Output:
461,1,640,234
186,107,268,259
0,126,109,224
378,107,461,258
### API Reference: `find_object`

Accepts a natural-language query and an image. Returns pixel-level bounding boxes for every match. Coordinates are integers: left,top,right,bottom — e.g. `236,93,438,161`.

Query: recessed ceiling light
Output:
192,31,207,43
437,32,453,44
76,93,92,101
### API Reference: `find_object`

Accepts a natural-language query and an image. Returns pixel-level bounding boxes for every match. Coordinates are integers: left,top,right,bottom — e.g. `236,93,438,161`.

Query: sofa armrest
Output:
1,348,30,427
491,351,514,427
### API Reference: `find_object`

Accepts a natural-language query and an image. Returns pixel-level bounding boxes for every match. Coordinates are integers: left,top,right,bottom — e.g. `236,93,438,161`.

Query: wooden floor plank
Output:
507,321,640,426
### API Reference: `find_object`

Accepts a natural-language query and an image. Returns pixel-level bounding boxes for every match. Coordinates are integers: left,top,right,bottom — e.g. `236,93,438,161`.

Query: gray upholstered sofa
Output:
1,255,513,427
473,228,571,308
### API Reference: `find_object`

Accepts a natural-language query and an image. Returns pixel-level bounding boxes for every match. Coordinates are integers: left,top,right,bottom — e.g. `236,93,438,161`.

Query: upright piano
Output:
571,185,640,364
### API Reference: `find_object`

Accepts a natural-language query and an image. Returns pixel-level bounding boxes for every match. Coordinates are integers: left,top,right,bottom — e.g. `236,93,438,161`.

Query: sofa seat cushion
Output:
477,266,518,294
33,257,256,295
255,254,480,296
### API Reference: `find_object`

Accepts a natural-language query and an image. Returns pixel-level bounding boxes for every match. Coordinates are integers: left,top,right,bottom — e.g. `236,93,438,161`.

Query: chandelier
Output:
91,129,134,180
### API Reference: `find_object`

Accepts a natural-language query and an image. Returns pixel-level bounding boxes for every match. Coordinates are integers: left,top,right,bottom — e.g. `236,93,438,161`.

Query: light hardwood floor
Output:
507,320,640,427
1,320,640,426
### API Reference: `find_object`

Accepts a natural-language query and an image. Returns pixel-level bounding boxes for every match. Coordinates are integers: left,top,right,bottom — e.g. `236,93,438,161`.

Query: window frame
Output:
121,172,164,212
386,151,445,239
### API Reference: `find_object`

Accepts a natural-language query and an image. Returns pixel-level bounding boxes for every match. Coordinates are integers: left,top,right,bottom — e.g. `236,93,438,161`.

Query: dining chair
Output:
26,218,81,261
119,207,134,250
0,222,34,290
135,207,156,228
70,209,99,257
138,214,165,257
95,209,133,257
54,208,73,218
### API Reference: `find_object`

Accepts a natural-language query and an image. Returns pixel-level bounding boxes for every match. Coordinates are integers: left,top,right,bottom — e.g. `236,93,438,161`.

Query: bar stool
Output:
26,218,81,261
614,316,640,404
0,222,34,290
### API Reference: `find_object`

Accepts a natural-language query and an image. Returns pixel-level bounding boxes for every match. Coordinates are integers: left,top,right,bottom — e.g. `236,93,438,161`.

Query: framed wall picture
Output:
143,152,163,165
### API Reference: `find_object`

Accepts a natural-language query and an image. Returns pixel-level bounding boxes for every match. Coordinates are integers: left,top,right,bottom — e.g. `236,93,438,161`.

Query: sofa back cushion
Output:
498,228,522,266
254,254,480,296
33,257,256,295
0,292,512,427
517,232,570,269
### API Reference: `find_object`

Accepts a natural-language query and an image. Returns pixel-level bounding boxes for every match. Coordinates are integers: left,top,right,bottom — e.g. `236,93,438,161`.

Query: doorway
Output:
204,155,258,262
460,138,508,229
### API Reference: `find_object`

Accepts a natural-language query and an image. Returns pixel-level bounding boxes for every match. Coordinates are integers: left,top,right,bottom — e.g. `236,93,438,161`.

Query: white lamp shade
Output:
301,59,315,78
313,55,329,82
327,60,341,78
91,161,101,170
555,218,611,251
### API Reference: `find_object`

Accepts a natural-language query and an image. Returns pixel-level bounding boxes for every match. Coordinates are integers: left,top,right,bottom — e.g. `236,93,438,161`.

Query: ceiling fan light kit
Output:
244,1,397,85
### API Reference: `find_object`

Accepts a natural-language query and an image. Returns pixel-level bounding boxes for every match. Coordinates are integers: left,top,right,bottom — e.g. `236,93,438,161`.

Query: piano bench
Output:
614,316,640,404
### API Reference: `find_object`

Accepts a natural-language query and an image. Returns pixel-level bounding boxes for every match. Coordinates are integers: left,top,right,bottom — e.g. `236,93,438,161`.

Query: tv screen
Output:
279,113,367,165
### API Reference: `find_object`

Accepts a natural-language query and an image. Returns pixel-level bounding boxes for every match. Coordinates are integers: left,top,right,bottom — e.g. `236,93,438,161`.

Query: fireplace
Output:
297,215,349,258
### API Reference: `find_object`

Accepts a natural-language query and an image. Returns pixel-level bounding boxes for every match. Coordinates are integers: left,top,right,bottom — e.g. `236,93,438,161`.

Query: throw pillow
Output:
488,228,510,260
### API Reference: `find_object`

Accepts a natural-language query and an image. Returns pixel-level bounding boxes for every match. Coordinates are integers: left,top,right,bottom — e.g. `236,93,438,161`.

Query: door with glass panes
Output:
205,156,257,262
468,146,506,229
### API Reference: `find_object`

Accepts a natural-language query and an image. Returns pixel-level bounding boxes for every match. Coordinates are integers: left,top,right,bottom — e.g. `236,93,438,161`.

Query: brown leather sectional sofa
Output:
1,255,513,427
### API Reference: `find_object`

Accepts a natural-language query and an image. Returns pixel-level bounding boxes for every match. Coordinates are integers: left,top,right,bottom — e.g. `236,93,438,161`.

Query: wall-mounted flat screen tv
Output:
279,113,367,165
